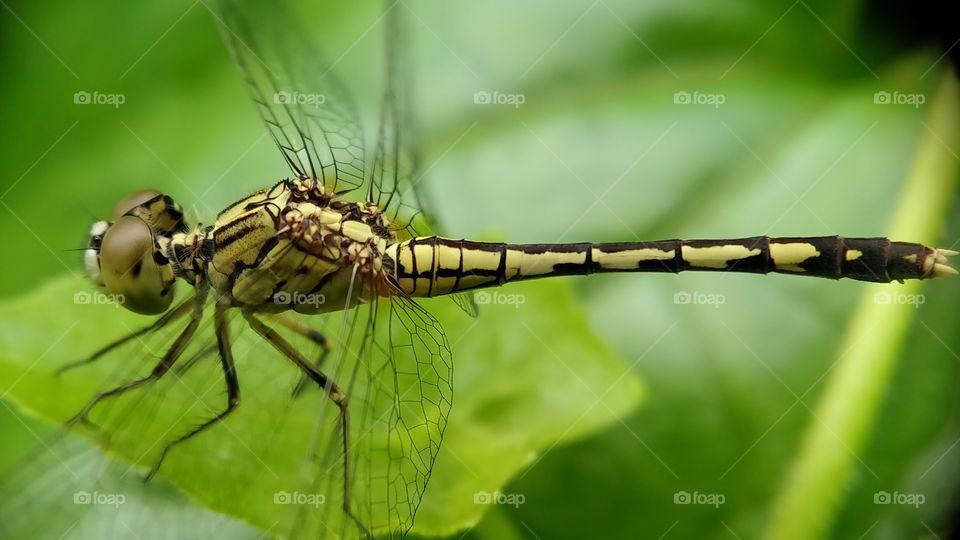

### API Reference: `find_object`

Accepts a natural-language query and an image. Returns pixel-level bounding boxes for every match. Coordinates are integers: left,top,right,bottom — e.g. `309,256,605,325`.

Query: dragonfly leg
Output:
56,298,193,375
145,303,241,481
244,312,371,538
66,289,205,431
264,313,331,398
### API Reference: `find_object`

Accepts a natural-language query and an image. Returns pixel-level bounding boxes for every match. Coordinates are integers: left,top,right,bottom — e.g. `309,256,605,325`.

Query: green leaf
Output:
416,281,644,533
0,275,641,538
2,0,960,539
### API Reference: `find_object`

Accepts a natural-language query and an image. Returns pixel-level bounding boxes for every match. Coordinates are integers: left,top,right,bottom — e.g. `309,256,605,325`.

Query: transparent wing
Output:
0,425,258,539
0,296,291,539
369,93,478,316
212,0,438,238
278,277,453,537
214,0,476,318
449,291,480,317
367,0,428,240
0,275,452,539
370,2,478,317
366,294,453,535
213,0,366,194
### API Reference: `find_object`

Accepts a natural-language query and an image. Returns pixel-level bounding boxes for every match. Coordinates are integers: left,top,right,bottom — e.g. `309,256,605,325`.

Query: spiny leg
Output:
66,288,206,430
56,298,193,375
145,303,240,481
264,313,332,398
244,312,369,538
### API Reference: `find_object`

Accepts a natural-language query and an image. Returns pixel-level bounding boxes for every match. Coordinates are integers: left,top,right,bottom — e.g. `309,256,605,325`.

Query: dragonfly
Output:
2,0,956,539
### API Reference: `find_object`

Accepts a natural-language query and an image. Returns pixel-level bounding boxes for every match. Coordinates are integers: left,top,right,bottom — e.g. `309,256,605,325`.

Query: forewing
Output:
374,295,453,534
285,283,453,537
449,291,480,318
367,0,432,241
369,92,480,318
215,0,476,318
0,287,379,539
0,295,304,539
370,3,478,317
213,0,366,194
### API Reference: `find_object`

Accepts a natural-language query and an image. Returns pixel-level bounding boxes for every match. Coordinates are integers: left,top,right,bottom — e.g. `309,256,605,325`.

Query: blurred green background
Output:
2,0,960,539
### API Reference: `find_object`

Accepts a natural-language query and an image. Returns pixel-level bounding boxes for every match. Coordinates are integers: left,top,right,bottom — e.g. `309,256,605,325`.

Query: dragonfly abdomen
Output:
387,236,957,297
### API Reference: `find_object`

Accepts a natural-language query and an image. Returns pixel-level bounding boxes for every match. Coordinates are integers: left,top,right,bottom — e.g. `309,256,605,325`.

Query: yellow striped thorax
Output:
203,178,395,313
87,179,401,316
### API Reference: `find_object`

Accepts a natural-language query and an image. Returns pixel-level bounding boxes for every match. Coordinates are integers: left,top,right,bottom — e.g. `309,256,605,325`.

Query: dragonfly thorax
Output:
205,179,397,313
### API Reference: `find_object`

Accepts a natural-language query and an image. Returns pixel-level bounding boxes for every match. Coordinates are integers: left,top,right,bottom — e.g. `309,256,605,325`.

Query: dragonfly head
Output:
84,190,179,315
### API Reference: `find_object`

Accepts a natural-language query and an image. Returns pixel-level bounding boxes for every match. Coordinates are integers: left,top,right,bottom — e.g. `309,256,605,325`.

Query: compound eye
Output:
99,216,175,314
110,189,162,220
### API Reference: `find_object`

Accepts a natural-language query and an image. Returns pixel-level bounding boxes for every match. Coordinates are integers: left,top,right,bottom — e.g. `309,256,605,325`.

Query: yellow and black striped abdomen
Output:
386,236,956,297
